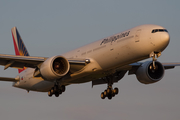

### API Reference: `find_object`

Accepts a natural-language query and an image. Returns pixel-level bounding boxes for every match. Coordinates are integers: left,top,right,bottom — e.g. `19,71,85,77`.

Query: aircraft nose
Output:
161,32,170,45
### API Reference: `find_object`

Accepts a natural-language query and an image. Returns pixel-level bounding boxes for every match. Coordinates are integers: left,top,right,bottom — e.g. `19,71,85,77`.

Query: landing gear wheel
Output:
107,88,112,95
61,85,66,92
48,91,52,97
101,92,105,99
113,87,119,95
111,91,115,97
108,94,112,100
50,88,54,94
55,92,59,97
100,86,119,100
58,89,62,95
104,90,107,96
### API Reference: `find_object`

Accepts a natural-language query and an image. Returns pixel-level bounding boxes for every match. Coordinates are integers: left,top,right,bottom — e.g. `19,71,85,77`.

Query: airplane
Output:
0,24,179,100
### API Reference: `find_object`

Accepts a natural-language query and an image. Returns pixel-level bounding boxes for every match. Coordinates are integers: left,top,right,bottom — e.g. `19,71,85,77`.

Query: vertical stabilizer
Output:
11,27,30,73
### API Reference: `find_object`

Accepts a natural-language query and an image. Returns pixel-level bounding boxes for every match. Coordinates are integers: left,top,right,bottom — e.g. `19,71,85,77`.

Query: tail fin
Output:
11,27,30,73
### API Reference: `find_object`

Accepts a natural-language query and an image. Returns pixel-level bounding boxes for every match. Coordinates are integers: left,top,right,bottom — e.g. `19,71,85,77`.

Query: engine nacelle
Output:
136,61,164,84
40,56,70,80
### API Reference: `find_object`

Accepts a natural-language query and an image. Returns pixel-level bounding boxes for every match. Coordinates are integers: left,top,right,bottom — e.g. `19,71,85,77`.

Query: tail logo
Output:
11,27,30,73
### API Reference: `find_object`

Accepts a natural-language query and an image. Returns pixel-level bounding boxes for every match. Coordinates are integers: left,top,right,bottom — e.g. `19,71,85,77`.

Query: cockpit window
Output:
152,29,168,33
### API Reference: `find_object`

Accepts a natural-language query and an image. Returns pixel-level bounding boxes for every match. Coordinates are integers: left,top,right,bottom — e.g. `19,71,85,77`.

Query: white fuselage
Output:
13,24,170,92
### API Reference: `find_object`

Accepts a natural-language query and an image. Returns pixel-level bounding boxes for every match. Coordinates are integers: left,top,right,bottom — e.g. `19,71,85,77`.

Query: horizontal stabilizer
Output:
0,77,19,82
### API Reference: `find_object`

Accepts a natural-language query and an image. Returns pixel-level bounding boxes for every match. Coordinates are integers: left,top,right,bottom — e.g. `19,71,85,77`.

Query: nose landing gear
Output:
150,51,161,70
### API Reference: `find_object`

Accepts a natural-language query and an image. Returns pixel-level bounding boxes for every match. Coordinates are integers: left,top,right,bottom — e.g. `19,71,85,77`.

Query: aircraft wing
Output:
127,62,180,75
129,62,180,69
92,62,180,87
162,63,180,69
0,54,88,72
0,54,46,70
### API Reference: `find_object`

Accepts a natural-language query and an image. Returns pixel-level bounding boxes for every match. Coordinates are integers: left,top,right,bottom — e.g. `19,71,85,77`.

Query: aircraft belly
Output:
13,69,53,92
61,70,111,85
14,78,53,92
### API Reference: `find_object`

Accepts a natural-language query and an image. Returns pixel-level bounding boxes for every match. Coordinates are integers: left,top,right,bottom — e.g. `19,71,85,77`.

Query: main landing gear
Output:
48,84,66,97
101,85,119,100
100,76,119,100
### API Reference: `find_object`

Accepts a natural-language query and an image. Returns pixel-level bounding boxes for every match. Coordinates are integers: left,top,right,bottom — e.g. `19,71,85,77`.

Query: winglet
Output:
11,27,30,73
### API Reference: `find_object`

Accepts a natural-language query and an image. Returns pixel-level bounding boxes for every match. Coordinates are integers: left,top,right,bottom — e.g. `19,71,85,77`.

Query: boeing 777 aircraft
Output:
0,24,179,100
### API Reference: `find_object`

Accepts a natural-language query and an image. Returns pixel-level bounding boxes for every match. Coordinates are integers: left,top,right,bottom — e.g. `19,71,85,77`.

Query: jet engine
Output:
135,61,164,84
40,56,70,80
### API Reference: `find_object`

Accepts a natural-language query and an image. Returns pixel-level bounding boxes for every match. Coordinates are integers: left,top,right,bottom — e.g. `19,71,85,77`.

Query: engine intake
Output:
40,56,70,80
136,61,164,84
